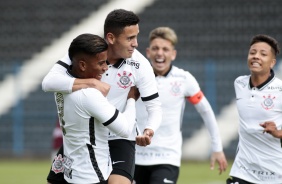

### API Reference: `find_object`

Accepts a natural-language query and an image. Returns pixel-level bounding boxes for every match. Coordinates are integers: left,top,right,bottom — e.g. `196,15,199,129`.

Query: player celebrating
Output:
42,9,162,184
134,27,227,184
227,34,282,184
52,33,139,183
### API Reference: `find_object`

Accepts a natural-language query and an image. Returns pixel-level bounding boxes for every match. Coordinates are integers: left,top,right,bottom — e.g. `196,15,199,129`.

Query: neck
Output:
251,72,271,87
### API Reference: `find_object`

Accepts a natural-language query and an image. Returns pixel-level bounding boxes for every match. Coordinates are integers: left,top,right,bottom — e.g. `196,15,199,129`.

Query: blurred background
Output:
0,0,282,162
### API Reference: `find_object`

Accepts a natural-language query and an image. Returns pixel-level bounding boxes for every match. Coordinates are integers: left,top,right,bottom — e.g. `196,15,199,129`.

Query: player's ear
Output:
171,49,177,61
270,58,276,69
79,60,86,71
106,33,115,44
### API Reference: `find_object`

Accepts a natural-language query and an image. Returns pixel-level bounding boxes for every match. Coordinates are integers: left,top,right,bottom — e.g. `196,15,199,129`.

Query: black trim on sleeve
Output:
141,93,159,102
57,60,70,69
103,109,119,126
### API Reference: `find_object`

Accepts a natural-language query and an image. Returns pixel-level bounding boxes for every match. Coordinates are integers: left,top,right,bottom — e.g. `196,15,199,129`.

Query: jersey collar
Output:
249,69,275,90
107,59,125,69
155,64,172,77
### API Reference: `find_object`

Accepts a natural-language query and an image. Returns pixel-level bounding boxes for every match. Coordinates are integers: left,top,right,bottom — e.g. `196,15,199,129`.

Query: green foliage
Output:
0,159,232,184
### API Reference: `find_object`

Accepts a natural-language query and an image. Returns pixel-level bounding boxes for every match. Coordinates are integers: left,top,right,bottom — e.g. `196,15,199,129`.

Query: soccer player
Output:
51,33,139,183
226,34,282,184
133,27,228,184
42,9,162,184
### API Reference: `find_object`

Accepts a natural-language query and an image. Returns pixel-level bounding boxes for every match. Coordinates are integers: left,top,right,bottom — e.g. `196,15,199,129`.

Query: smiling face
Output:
107,24,139,63
80,51,108,80
248,42,276,76
147,37,176,76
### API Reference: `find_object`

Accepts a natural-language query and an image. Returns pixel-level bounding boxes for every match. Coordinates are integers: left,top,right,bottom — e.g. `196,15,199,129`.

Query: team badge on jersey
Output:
51,154,64,174
261,95,275,110
170,81,182,96
117,71,132,89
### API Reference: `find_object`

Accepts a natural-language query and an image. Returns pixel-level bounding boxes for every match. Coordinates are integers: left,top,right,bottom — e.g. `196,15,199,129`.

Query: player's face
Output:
147,38,176,76
248,42,276,76
84,51,108,80
110,24,139,60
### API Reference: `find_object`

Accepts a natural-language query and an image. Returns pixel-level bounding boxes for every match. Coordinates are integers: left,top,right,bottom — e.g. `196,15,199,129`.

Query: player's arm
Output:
135,67,162,146
42,57,110,96
187,91,228,174
85,87,139,137
136,96,162,146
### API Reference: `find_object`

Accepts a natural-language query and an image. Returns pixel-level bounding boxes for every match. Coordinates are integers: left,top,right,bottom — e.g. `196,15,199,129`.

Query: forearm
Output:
73,78,110,96
142,97,162,132
195,97,223,152
107,99,136,137
42,71,74,93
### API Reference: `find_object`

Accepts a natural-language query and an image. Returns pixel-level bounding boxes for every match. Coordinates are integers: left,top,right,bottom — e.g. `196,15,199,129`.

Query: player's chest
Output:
102,66,136,90
157,77,185,101
236,87,282,112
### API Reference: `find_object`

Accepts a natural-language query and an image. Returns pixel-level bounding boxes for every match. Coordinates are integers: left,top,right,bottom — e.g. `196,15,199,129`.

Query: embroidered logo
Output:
261,94,275,110
170,81,181,96
117,71,132,89
51,154,64,174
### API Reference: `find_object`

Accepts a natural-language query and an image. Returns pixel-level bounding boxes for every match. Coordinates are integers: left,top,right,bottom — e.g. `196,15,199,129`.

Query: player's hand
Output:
136,129,154,146
93,79,111,96
210,151,228,175
127,86,140,101
260,121,282,138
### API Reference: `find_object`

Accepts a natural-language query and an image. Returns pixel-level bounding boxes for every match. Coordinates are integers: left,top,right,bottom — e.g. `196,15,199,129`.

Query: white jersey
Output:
55,71,136,183
230,72,282,183
42,50,162,141
135,65,222,167
102,49,161,140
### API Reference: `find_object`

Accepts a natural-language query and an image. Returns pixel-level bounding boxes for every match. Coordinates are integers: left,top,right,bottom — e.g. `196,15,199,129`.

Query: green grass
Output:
0,159,232,184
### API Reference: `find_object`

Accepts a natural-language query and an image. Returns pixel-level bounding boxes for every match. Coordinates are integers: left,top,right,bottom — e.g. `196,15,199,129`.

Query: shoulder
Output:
170,65,195,80
234,75,249,87
59,54,71,65
80,88,104,98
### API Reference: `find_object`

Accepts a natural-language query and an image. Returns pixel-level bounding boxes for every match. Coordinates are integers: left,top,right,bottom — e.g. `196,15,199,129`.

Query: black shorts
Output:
109,139,136,181
226,176,254,184
46,145,108,184
134,164,179,184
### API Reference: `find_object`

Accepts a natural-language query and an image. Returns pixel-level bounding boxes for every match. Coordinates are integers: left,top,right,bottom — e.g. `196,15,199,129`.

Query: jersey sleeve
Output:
81,89,136,138
194,97,223,152
182,70,201,99
134,54,162,133
42,54,74,93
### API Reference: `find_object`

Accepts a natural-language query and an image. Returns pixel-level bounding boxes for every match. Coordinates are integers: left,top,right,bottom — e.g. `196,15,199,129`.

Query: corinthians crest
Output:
170,81,182,96
261,94,276,110
117,71,132,89
51,154,64,174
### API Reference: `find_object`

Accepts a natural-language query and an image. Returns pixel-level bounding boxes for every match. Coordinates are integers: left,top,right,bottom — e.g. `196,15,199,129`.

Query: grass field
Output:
0,159,232,184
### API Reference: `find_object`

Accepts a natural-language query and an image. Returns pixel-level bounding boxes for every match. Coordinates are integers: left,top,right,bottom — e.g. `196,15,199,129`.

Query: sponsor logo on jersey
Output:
51,154,64,174
267,86,282,91
125,60,140,69
117,71,132,89
170,81,181,96
261,95,275,110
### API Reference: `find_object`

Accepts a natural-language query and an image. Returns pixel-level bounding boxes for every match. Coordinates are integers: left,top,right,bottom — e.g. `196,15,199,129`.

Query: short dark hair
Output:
68,33,108,61
250,34,280,56
104,9,140,37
